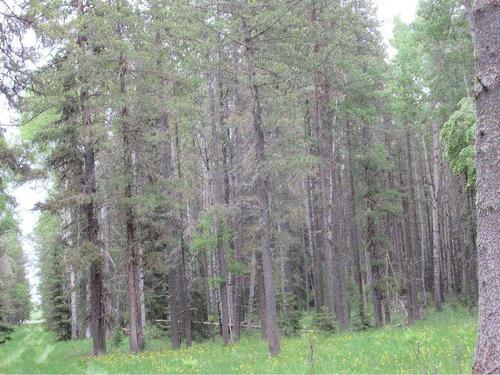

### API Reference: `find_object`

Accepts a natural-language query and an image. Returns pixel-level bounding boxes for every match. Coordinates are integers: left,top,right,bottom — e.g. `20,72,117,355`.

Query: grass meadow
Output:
0,306,477,374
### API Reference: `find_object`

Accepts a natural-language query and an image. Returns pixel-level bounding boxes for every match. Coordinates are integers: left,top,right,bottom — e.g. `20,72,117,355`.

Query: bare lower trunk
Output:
403,128,420,324
168,259,181,349
431,121,443,310
244,20,280,356
70,264,78,340
84,90,106,357
363,126,384,328
159,113,181,350
173,121,192,347
472,1,500,372
77,0,106,355
346,122,365,324
231,129,244,340
208,65,231,345
120,55,145,354
139,247,146,330
303,98,324,313
330,164,350,330
247,249,257,333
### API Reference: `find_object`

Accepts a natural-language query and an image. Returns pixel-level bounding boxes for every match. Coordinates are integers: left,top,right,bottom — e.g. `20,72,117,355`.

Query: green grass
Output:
29,309,43,321
0,307,477,374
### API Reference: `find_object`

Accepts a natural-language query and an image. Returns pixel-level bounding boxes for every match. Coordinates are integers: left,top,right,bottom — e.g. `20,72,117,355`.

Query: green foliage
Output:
111,327,125,349
189,213,216,254
144,324,167,342
0,202,31,325
34,212,71,340
0,322,14,344
311,306,338,333
20,109,61,143
278,295,303,337
188,278,210,341
441,97,476,187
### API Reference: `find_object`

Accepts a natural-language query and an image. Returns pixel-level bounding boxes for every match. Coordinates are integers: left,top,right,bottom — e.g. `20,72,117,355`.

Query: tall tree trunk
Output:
76,0,106,356
329,165,350,330
431,121,443,310
232,127,244,340
64,205,78,340
139,246,146,331
362,126,384,328
173,121,192,347
69,263,78,340
244,20,280,356
403,127,420,324
247,249,257,332
346,121,365,325
257,253,267,340
159,113,181,350
208,66,231,345
303,98,324,313
472,1,500,372
120,55,145,354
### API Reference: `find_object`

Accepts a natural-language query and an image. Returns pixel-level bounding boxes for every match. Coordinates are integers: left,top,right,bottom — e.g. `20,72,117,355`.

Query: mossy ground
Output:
0,306,476,374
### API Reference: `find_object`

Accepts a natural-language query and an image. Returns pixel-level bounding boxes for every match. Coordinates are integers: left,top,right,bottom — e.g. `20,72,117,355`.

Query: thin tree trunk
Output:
303,98,324,313
139,246,146,331
346,121,365,325
415,165,428,308
232,127,244,340
208,66,231,345
244,20,280,356
69,263,78,340
75,0,106,355
159,113,181,350
247,249,257,333
403,127,420,323
431,122,443,310
173,121,192,347
119,54,145,354
362,126,384,328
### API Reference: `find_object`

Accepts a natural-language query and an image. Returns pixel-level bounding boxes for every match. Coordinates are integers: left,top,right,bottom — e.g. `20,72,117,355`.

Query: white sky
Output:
376,0,419,56
0,0,418,304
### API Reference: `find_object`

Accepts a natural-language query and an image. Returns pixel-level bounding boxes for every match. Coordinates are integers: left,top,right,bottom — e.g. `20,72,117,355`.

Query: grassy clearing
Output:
0,307,476,374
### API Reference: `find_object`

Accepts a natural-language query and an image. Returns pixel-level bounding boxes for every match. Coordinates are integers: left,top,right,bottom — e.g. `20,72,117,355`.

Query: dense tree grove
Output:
0,131,31,343
0,0,497,368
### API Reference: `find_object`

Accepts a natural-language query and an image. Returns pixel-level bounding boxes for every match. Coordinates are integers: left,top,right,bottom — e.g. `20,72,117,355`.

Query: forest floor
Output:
0,306,476,374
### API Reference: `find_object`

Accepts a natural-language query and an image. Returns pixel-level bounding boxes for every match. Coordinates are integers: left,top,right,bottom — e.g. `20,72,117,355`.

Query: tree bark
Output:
472,1,500,372
208,62,231,345
69,263,78,340
346,121,365,325
75,0,106,355
231,127,244,340
403,127,420,324
79,30,106,357
119,55,145,354
173,121,192,347
159,113,181,350
244,20,280,356
247,249,257,333
303,98,324,313
431,121,443,310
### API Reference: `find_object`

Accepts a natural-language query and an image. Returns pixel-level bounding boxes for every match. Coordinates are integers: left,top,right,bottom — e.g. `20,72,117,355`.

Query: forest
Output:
0,0,498,373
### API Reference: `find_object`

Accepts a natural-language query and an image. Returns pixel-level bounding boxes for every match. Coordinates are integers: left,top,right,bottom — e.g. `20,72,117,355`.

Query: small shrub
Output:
279,309,302,336
312,307,337,333
278,294,303,336
0,322,14,344
144,324,168,341
111,327,124,348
